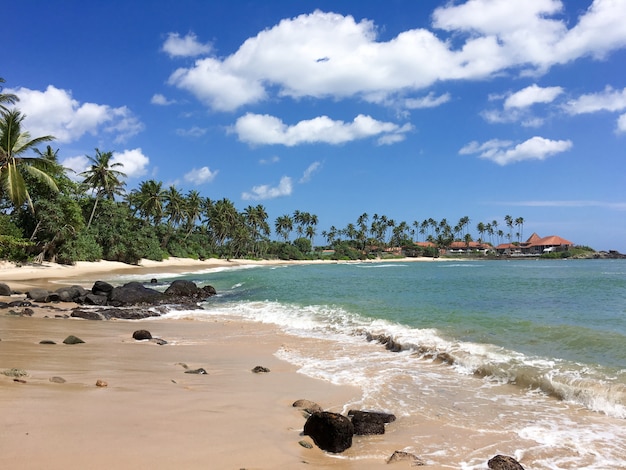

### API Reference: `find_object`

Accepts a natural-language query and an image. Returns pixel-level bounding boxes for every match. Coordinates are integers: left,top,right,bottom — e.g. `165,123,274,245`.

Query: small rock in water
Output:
298,440,313,449
488,455,525,470
150,338,167,345
50,376,66,383
386,450,425,465
39,340,56,345
184,368,207,375
95,379,108,387
132,329,152,340
63,335,85,344
252,366,270,373
292,399,323,415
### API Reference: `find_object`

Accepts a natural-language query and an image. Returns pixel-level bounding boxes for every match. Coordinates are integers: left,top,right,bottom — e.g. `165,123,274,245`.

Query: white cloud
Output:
151,93,176,105
162,32,212,57
111,148,149,178
242,176,293,200
184,166,218,185
167,4,626,111
617,113,626,133
299,161,322,183
260,155,280,165
404,92,451,109
504,84,564,109
460,136,572,165
234,113,412,146
176,126,208,137
60,155,89,180
564,86,626,114
8,85,143,143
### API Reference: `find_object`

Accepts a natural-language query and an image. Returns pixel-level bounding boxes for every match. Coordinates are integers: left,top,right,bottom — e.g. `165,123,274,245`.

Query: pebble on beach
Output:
95,379,108,387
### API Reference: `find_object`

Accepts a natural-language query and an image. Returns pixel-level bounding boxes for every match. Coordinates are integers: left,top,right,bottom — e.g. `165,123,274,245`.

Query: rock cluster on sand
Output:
0,279,217,320
294,399,526,468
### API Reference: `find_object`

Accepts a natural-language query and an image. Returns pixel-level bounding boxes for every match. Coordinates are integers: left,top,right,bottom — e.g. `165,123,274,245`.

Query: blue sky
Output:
5,0,626,251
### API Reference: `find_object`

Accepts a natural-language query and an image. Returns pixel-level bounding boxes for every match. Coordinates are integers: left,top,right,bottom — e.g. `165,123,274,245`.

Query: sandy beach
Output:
0,257,453,469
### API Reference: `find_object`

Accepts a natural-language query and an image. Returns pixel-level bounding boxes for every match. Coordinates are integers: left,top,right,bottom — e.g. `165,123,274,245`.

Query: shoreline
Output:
0,256,442,291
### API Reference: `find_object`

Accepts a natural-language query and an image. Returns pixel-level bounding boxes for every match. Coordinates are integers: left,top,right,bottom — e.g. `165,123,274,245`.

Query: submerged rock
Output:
386,451,425,465
292,399,323,415
303,412,353,453
251,366,270,373
184,368,207,375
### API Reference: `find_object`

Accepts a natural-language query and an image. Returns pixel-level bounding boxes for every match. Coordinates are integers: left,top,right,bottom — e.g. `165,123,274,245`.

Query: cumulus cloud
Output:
242,176,293,200
459,136,572,165
8,85,143,143
162,32,212,57
151,93,176,105
564,86,626,114
166,4,626,111
504,84,564,109
299,161,322,183
60,148,149,181
233,113,412,146
184,166,218,185
111,148,149,178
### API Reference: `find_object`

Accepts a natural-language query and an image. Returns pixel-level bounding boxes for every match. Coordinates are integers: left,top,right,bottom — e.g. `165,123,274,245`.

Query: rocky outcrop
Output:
0,283,12,296
303,411,354,453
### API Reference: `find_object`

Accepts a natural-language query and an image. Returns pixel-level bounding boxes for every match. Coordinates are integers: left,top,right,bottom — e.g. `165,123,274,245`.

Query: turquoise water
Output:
189,260,626,374
124,259,626,468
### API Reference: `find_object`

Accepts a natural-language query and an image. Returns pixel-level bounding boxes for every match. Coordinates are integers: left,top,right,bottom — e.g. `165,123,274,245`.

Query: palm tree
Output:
133,180,165,226
515,217,525,243
504,215,513,243
275,214,293,242
0,77,19,114
80,148,126,228
184,189,203,236
0,109,57,212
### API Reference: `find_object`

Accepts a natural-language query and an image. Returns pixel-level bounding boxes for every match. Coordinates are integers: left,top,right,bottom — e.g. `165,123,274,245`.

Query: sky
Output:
4,0,626,252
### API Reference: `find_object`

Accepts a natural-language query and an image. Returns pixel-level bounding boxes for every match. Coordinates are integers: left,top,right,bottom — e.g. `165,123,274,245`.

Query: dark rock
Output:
164,280,200,296
150,278,158,284
348,410,396,435
386,451,425,465
91,281,114,296
109,282,165,306
27,288,51,303
298,440,314,449
81,293,109,306
55,285,88,302
133,329,152,340
303,412,353,453
63,335,85,344
8,300,33,307
70,309,104,320
252,366,270,373
22,308,34,316
292,399,324,414
0,282,12,296
39,340,56,344
185,368,207,374
488,455,525,470
0,301,8,309
201,285,217,296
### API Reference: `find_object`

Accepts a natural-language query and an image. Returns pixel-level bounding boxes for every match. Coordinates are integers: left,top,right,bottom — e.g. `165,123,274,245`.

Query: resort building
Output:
496,233,574,256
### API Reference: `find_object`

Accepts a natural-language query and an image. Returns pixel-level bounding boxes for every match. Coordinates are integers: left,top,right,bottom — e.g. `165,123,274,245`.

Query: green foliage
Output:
56,231,102,264
0,234,32,261
293,237,312,255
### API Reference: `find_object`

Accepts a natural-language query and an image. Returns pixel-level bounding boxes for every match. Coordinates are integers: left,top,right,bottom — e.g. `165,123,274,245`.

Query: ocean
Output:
129,259,626,468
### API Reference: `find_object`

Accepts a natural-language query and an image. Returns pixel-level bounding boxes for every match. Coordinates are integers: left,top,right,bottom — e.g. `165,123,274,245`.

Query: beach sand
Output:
0,257,456,469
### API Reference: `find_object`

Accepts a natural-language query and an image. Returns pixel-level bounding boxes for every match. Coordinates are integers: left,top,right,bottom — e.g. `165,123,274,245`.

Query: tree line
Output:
1,77,528,264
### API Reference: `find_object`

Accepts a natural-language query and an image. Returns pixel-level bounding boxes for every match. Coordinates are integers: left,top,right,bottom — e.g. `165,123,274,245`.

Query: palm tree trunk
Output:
87,196,99,229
